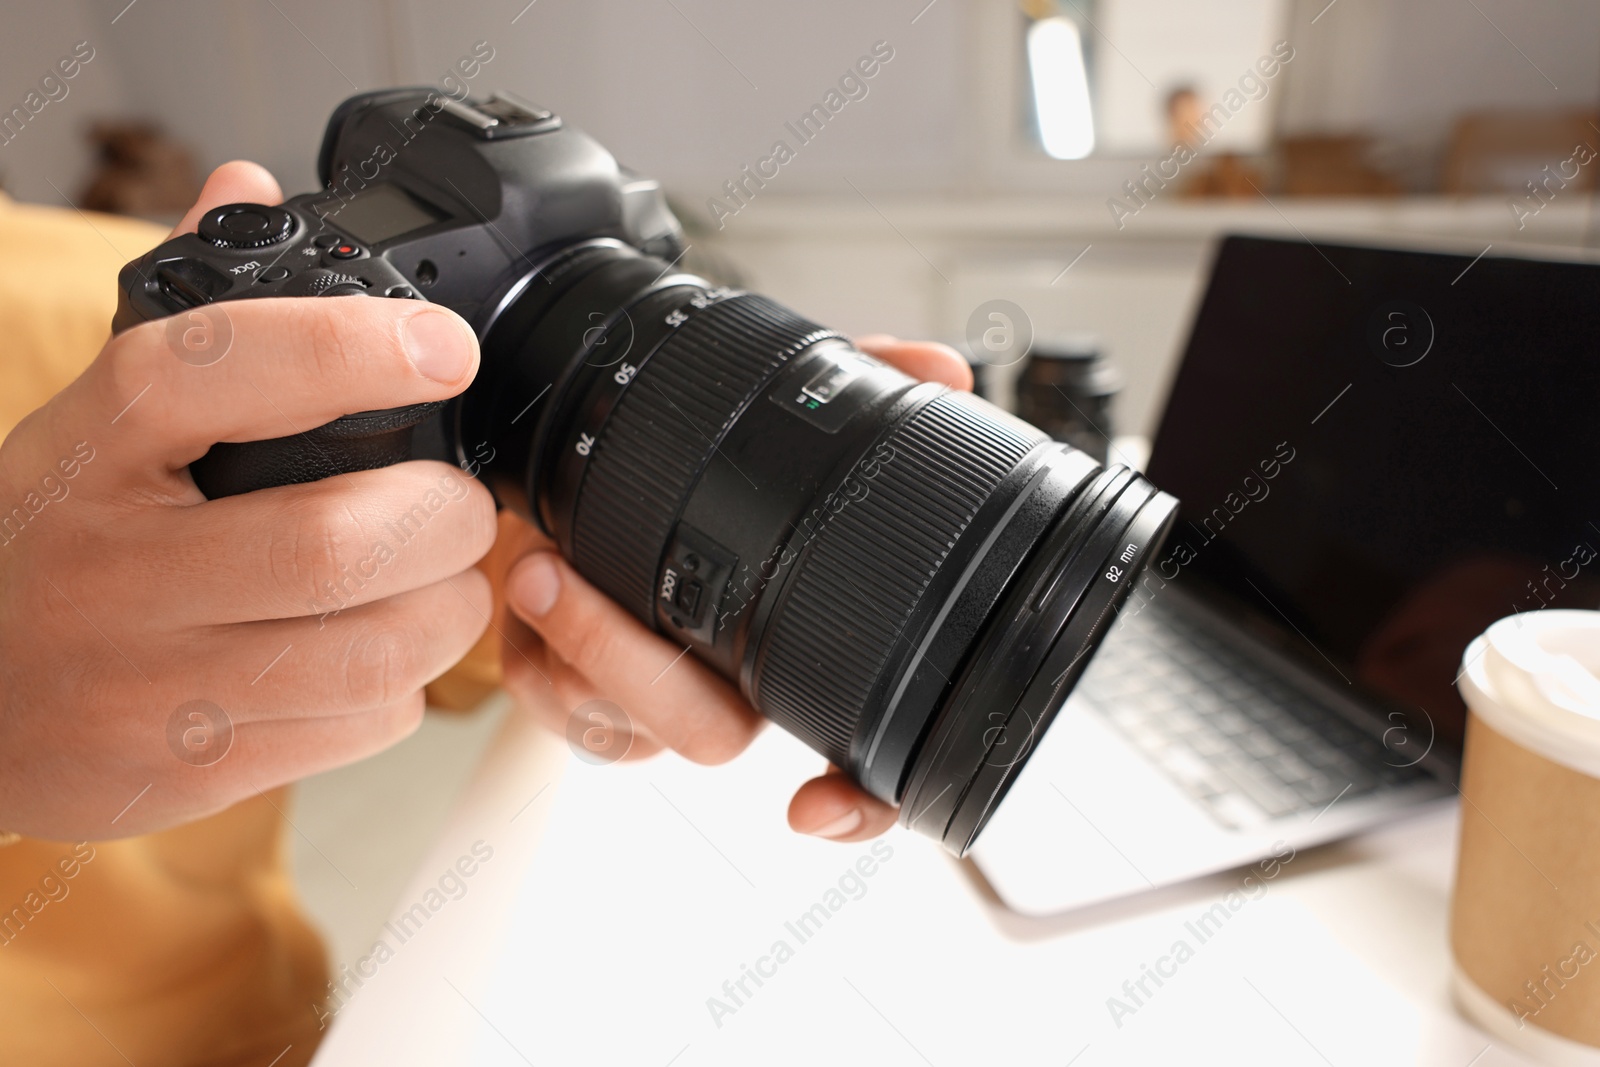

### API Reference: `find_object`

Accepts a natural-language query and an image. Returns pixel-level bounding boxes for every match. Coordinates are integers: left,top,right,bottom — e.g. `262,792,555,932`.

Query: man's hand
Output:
499,337,975,842
0,163,498,839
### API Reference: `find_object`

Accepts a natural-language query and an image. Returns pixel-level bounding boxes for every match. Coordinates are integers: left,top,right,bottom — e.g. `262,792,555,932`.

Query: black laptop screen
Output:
1144,235,1600,747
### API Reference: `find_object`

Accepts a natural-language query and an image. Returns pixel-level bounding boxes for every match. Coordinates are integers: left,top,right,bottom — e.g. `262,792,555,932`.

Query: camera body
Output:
116,89,1177,854
118,88,683,326
115,89,688,495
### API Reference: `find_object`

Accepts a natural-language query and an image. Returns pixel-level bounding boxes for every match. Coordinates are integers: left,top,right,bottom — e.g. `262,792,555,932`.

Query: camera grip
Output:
190,402,447,498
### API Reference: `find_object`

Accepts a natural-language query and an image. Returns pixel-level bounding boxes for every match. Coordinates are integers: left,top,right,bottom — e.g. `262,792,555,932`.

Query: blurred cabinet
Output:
705,192,1595,438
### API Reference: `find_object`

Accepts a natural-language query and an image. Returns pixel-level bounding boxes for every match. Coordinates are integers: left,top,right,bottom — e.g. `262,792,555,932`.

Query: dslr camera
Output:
115,89,1176,853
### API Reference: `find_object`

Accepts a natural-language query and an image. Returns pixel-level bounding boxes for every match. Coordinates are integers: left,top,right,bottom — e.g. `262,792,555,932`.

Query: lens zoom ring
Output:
572,295,837,618
754,393,1045,766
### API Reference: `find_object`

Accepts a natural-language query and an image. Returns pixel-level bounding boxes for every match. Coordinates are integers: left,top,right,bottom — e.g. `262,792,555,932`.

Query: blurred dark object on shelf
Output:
1279,135,1402,197
1441,110,1600,194
78,121,202,219
1166,86,1265,199
1178,152,1267,198
1014,337,1120,464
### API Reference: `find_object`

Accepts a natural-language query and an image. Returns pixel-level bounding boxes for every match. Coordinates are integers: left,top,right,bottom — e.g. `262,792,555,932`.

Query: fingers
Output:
131,461,497,624
788,766,899,842
192,568,493,720
120,698,428,834
856,334,974,391
464,508,673,757
505,551,762,765
88,297,480,478
80,158,481,487
169,161,284,237
499,636,668,763
237,698,426,783
197,698,429,819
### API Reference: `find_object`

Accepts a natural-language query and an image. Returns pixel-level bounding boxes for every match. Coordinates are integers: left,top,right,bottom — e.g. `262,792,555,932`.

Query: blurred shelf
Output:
692,194,1599,251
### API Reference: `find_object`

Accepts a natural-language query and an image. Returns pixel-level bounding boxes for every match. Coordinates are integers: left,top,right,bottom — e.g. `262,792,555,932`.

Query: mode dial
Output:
198,203,295,250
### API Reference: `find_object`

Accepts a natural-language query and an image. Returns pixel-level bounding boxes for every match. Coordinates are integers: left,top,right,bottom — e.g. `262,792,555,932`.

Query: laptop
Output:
971,234,1600,916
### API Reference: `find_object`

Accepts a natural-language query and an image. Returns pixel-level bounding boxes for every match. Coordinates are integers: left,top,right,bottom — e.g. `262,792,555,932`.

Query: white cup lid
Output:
1459,610,1600,777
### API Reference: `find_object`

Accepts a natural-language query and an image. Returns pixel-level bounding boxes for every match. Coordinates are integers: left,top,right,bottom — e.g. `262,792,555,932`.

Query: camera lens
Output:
464,241,1177,854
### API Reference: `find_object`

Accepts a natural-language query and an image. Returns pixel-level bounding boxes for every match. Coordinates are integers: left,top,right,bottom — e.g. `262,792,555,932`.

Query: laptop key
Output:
1218,760,1302,818
1213,710,1254,736
1185,729,1230,758
1205,792,1268,830
1237,731,1282,759
1288,774,1346,804
1156,747,1228,796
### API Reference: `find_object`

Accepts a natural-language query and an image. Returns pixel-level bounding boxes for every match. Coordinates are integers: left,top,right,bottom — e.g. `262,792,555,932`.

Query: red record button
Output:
328,242,363,260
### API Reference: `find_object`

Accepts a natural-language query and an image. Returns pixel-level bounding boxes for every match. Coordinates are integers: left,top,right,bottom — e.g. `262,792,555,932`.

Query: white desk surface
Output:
312,704,1535,1067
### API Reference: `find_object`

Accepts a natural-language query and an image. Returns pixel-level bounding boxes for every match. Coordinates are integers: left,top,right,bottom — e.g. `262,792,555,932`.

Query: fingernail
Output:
808,808,863,840
401,310,476,385
511,554,561,617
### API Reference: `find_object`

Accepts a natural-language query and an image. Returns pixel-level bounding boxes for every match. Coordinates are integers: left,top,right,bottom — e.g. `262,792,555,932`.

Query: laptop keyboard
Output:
1078,601,1431,829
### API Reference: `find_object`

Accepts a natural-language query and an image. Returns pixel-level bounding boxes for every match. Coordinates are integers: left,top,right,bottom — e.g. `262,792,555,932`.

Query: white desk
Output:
312,705,1536,1067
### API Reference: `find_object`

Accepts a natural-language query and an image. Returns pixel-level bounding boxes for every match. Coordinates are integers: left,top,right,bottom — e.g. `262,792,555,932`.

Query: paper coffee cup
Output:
1450,610,1600,1063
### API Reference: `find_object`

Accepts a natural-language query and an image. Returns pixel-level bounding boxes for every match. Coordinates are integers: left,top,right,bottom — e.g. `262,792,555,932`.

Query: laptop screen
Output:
1144,235,1600,749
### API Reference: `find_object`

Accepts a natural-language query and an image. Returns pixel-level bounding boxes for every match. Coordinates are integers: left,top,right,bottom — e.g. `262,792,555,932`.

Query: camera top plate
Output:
125,200,422,321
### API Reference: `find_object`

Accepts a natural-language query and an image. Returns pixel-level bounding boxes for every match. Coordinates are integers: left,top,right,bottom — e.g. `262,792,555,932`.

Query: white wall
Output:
1279,0,1600,132
0,3,130,204
0,0,971,204
6,0,1597,207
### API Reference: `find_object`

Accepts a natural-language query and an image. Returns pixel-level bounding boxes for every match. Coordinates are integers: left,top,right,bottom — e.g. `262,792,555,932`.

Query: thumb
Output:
168,161,284,238
788,765,898,842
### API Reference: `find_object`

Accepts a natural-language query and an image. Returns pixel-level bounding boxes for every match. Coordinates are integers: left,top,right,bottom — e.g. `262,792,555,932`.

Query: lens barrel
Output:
468,242,1176,854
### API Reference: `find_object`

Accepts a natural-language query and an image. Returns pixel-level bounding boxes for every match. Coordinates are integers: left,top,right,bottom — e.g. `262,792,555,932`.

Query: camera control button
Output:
384,285,417,299
308,272,369,297
257,266,292,283
328,241,364,260
312,233,344,249
198,203,294,249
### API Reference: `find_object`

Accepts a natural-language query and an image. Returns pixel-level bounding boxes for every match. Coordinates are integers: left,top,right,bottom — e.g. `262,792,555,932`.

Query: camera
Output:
114,89,1177,854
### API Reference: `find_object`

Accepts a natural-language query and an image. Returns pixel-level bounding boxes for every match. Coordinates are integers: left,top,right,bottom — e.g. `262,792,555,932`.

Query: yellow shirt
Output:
0,194,505,1066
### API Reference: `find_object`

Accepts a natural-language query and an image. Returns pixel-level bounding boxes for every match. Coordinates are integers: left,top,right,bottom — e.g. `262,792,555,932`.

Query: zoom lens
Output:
463,241,1177,854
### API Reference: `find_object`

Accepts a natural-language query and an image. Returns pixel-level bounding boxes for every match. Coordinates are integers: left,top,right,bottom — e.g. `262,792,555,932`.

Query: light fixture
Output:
1028,15,1095,160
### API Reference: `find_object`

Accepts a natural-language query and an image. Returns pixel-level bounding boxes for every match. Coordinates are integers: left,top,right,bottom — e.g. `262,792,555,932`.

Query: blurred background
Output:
8,0,1600,439
7,0,1600,967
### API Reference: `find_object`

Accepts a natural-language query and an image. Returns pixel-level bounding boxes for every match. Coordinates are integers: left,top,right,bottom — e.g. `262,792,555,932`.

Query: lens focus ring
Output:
570,294,839,619
752,392,1046,767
